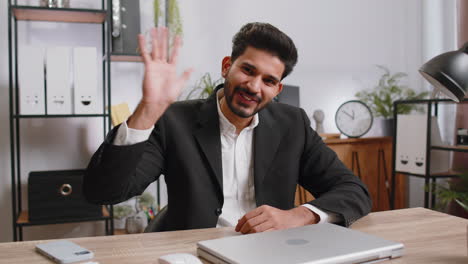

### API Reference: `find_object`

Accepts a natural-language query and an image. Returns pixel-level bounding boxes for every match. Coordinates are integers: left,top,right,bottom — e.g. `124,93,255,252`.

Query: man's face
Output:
221,46,284,118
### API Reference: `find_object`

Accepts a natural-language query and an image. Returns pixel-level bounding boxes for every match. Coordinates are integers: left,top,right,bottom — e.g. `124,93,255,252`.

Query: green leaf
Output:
114,204,135,219
153,0,161,27
455,199,468,211
186,73,223,100
390,72,408,81
429,171,468,211
355,65,428,118
168,0,183,36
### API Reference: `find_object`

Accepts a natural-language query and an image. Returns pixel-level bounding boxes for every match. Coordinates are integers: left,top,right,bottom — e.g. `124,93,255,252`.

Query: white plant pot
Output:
125,211,148,234
113,218,126,229
365,117,394,137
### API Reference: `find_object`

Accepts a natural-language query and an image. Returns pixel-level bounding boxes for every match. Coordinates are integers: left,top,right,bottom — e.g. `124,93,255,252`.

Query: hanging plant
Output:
167,0,183,37
153,0,183,36
151,0,183,51
153,0,162,27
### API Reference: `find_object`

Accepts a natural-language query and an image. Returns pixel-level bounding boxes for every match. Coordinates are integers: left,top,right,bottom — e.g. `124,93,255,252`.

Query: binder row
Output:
19,46,99,115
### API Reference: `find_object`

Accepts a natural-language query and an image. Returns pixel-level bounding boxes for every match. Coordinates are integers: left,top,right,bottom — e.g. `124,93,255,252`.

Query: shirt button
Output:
215,208,222,216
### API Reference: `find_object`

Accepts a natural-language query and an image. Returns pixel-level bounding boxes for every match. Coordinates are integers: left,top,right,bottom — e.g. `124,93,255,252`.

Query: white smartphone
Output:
35,240,94,264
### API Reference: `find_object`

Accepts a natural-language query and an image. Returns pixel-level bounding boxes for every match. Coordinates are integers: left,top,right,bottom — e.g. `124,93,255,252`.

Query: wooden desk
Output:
0,208,466,263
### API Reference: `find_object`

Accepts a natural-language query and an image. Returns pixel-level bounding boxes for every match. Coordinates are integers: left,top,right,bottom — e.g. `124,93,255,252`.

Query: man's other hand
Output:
235,205,319,234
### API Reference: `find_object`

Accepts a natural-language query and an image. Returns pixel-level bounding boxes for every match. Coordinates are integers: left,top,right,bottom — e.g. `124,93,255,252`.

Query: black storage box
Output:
28,169,102,221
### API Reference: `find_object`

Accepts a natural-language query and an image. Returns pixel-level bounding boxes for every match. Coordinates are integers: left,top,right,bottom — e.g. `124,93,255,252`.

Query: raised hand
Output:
138,27,192,105
128,27,193,129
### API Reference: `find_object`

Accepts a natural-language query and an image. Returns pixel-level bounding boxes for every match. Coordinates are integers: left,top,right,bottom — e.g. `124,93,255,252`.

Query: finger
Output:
169,35,181,65
151,27,158,60
173,69,193,97
235,215,249,232
235,207,263,232
137,34,150,63
240,214,268,234
179,68,194,84
247,221,273,234
159,27,168,61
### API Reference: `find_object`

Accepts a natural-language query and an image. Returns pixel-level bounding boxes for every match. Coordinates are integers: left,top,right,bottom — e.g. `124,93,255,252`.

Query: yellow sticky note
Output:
110,103,131,126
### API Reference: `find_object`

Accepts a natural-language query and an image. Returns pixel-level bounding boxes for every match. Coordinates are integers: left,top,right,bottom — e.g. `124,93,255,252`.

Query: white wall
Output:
176,0,427,133
0,0,456,241
407,0,458,208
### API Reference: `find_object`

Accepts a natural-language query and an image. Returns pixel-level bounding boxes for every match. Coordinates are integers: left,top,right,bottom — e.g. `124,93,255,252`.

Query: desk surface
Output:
0,208,466,263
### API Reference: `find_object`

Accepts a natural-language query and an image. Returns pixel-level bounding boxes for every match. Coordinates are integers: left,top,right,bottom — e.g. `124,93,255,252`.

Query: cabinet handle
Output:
112,0,121,38
59,184,73,196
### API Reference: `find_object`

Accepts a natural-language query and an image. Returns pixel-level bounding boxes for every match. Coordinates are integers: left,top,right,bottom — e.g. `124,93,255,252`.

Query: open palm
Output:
138,27,192,105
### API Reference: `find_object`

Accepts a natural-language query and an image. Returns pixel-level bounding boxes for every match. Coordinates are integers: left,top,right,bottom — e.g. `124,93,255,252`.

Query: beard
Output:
223,79,265,118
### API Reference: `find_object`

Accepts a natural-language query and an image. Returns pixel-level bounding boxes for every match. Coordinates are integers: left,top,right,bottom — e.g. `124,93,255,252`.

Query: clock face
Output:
335,100,373,138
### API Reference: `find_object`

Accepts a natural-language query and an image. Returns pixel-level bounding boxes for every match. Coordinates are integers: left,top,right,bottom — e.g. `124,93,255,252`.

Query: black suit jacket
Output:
84,92,371,230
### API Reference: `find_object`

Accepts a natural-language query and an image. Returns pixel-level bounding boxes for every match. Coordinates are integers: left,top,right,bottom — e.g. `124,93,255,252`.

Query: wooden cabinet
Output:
295,137,407,211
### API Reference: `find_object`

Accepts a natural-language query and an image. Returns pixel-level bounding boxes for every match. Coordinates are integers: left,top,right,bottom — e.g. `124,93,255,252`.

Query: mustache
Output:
234,86,262,102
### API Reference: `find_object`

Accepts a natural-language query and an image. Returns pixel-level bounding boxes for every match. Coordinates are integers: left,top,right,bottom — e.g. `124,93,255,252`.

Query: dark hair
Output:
231,22,298,79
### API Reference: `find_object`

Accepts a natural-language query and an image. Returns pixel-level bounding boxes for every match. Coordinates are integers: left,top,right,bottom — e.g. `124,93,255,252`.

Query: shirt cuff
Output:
301,204,343,224
302,204,343,224
301,204,328,224
112,120,154,146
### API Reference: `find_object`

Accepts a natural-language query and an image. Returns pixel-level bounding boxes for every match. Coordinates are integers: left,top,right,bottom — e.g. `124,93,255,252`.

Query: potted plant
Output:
355,65,429,136
113,204,134,229
185,72,223,100
136,192,158,212
432,172,468,218
124,192,159,233
435,172,468,254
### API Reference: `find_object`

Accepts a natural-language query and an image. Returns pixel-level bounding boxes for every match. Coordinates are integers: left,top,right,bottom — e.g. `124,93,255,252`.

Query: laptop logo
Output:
286,239,309,246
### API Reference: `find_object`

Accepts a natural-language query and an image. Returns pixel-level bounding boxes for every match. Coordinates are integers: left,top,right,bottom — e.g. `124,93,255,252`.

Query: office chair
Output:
144,205,168,232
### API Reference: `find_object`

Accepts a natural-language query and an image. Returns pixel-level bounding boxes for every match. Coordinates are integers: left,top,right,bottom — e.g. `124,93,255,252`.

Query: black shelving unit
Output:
110,52,142,62
8,0,114,241
390,98,468,210
106,0,163,213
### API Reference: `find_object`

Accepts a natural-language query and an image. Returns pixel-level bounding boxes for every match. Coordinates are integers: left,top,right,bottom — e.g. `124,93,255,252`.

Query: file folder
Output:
46,47,72,115
73,47,99,114
19,46,46,115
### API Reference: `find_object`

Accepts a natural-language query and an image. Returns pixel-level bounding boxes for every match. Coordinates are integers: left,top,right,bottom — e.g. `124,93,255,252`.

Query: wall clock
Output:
335,100,373,138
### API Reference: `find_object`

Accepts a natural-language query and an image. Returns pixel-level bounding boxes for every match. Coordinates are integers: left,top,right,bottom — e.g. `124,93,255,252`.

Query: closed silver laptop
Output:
197,223,404,264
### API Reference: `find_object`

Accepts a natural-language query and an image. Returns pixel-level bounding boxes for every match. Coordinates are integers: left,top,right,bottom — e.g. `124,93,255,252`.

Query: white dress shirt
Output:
113,89,337,226
216,90,258,227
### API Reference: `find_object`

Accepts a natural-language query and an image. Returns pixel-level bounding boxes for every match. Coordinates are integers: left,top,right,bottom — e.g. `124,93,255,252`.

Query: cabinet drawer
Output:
28,169,102,221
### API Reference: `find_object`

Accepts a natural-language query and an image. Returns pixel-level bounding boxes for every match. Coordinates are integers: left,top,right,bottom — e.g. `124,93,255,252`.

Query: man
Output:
84,23,371,234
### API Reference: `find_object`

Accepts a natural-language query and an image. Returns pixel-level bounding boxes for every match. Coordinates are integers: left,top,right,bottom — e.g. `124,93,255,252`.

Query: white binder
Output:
73,47,99,114
46,47,72,115
19,46,45,115
395,114,449,174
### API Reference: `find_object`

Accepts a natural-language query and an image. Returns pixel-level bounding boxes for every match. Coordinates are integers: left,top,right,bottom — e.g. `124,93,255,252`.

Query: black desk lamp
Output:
419,43,468,102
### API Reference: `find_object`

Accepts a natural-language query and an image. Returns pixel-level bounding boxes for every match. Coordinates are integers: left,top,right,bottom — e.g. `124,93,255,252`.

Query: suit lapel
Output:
193,94,223,199
254,108,282,205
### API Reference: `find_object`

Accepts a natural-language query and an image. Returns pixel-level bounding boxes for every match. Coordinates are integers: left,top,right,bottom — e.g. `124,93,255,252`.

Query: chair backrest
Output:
144,205,168,232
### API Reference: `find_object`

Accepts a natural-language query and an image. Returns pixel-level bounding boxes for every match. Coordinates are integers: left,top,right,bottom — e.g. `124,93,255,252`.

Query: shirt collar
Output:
216,88,259,135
